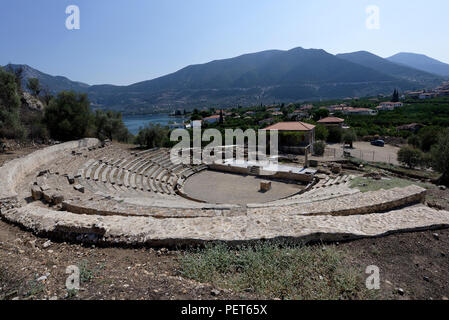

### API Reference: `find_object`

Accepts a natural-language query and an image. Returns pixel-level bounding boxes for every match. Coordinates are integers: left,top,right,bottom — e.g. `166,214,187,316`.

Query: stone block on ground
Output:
260,180,272,192
74,184,85,193
309,160,318,167
67,175,75,184
31,185,42,201
37,170,49,177
52,193,64,205
42,190,55,204
331,164,342,174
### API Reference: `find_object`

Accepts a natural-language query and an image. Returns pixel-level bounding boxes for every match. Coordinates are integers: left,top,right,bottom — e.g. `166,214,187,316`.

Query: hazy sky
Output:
1,0,448,85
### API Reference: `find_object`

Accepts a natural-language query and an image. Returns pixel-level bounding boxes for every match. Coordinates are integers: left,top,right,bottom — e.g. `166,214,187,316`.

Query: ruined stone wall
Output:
208,163,314,183
0,138,100,210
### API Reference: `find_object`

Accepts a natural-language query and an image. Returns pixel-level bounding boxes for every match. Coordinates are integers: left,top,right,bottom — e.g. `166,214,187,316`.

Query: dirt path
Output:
0,220,259,300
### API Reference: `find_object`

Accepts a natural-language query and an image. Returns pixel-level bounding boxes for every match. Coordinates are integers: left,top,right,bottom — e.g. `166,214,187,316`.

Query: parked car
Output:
370,139,385,147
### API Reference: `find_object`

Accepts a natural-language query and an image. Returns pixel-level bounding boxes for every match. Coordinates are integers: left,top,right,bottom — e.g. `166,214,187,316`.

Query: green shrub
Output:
430,129,449,185
342,129,357,148
315,124,329,141
313,141,326,156
0,68,24,140
327,126,342,143
418,126,441,152
93,110,131,142
44,91,92,141
135,124,171,148
407,135,421,148
397,145,424,169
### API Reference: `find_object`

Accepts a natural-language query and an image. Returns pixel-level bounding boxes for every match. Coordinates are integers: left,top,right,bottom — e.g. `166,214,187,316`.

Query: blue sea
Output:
122,114,186,135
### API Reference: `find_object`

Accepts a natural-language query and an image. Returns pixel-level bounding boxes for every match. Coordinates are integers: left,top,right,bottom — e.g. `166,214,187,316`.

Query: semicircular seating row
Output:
75,148,207,199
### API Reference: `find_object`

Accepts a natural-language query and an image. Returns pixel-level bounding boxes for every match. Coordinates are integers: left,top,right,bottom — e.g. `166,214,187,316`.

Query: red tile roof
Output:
263,122,315,131
317,117,345,124
203,115,221,120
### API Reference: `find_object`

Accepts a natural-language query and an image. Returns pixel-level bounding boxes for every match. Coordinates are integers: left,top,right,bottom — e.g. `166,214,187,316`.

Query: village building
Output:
288,110,308,120
419,92,437,99
258,118,274,126
317,116,345,128
341,107,377,116
185,120,203,129
396,123,425,134
380,101,403,108
203,115,221,124
263,121,315,154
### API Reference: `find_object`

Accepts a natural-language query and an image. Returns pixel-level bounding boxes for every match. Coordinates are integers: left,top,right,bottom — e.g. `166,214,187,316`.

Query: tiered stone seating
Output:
3,139,447,247
68,147,204,199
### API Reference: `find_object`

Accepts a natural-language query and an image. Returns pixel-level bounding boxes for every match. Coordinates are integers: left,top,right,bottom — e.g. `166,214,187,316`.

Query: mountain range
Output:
4,47,449,113
387,52,449,77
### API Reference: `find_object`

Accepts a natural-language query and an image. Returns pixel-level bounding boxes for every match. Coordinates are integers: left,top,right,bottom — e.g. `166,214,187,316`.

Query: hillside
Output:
3,47,445,113
4,64,90,94
88,47,408,112
337,51,443,84
387,53,449,77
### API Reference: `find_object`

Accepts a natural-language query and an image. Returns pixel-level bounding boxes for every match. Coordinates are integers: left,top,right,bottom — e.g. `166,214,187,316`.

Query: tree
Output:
44,91,91,141
315,124,329,141
41,86,54,105
392,89,400,102
342,129,357,148
312,108,330,122
313,141,326,156
327,126,343,143
0,68,25,139
398,146,423,169
418,126,440,152
431,129,449,186
5,65,24,92
27,78,41,97
407,135,421,148
94,110,131,142
135,124,170,149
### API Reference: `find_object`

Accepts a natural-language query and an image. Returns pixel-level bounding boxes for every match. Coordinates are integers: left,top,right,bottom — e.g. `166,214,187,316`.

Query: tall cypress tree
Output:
392,89,399,102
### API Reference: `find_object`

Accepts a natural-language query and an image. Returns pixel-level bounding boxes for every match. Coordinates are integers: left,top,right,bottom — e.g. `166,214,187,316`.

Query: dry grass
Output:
178,241,376,300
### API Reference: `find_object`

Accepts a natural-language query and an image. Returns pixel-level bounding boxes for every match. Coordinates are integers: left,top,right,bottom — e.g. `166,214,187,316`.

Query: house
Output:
342,107,377,116
258,118,274,126
271,111,284,117
300,104,314,111
288,110,308,120
317,117,345,127
376,105,394,111
437,90,449,97
379,102,403,109
262,121,316,154
324,104,347,112
185,120,202,129
419,93,437,99
396,123,424,134
406,91,424,98
203,115,221,124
